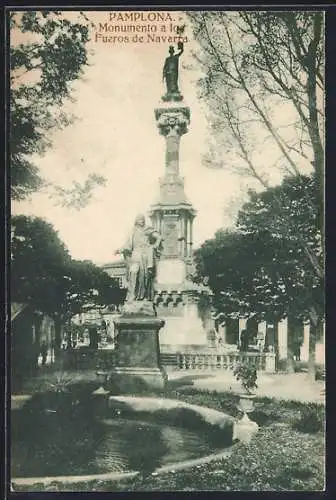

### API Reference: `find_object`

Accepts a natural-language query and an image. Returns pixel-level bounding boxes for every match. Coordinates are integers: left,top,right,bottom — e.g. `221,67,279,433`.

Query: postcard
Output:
9,9,325,492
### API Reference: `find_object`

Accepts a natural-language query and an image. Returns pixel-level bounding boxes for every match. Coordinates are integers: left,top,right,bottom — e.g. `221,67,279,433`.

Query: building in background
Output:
102,259,128,289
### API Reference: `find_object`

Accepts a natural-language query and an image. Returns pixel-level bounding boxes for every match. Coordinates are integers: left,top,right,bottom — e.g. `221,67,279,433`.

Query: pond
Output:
88,417,224,475
11,393,231,478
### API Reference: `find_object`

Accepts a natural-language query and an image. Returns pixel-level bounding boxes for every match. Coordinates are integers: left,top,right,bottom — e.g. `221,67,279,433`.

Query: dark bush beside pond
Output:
11,389,110,477
292,403,325,434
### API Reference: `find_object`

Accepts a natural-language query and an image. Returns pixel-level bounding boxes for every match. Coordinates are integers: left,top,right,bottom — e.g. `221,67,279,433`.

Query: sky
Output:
11,10,306,264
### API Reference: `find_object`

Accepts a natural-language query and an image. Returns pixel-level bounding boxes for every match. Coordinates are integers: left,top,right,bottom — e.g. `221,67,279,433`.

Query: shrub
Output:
219,398,240,418
249,409,281,426
292,403,325,434
294,360,308,373
233,363,258,394
315,365,325,381
276,359,288,372
294,361,325,380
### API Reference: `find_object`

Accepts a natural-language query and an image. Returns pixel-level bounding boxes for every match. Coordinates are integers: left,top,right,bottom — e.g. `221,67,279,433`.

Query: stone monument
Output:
109,42,214,382
112,214,167,389
150,41,214,352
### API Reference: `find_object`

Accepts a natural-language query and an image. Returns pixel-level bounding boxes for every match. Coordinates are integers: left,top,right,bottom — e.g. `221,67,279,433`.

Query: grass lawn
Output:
11,371,325,492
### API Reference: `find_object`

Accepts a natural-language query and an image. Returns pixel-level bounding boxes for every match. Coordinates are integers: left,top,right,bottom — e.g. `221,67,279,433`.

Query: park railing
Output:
161,351,276,373
59,347,276,373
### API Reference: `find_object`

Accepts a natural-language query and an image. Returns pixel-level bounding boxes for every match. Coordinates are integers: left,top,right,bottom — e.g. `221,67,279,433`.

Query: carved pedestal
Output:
113,313,167,390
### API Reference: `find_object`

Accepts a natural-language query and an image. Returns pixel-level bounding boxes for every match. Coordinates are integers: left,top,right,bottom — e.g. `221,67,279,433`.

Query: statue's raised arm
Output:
177,41,184,56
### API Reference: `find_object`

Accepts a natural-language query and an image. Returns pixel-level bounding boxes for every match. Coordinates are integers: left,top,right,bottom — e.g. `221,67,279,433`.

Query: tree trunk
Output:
287,314,304,372
308,326,316,382
307,314,323,382
54,316,63,361
32,314,43,374
306,13,324,243
286,347,296,373
274,318,280,369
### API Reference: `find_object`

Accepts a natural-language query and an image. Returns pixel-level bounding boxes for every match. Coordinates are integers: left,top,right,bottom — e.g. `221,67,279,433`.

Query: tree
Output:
237,174,323,377
10,10,105,202
194,174,324,377
11,214,71,305
56,259,126,322
187,11,324,261
11,214,71,358
11,215,125,355
194,229,292,321
39,258,126,351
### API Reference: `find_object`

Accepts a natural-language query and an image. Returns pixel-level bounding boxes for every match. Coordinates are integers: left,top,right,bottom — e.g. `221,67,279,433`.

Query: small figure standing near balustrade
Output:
40,341,48,367
240,329,249,352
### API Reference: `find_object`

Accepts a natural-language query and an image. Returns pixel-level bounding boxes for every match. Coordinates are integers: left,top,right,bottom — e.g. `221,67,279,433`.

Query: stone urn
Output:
233,408,259,444
233,362,258,416
233,362,259,443
233,390,259,445
238,393,256,414
96,370,110,386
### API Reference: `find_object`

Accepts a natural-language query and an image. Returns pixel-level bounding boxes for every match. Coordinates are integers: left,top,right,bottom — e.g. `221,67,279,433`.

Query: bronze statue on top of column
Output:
162,41,184,102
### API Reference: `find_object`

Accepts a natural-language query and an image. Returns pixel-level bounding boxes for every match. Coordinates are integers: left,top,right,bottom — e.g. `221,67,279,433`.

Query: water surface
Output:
12,416,225,477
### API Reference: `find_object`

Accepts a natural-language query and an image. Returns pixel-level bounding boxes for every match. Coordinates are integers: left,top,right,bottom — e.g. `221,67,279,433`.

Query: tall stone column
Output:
151,104,193,262
238,318,247,346
155,106,190,190
301,322,310,362
165,134,181,175
150,82,216,349
258,321,267,350
186,219,190,256
184,217,188,257
186,217,194,257
218,322,226,345
277,317,288,361
315,321,325,365
189,217,193,256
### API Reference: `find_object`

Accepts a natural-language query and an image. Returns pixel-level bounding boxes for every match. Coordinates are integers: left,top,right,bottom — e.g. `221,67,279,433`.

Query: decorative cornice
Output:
149,202,197,216
114,317,165,329
155,106,190,137
155,105,190,122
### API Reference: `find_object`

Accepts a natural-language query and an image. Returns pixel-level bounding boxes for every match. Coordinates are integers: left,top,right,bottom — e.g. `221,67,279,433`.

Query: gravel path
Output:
167,370,325,404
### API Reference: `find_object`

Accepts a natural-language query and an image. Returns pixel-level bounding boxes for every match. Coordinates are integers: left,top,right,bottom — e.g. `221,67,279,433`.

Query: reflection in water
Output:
12,417,225,477
92,419,169,474
91,418,222,475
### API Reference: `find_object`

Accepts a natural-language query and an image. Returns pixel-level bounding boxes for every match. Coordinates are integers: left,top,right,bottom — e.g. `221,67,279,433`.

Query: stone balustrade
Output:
61,347,276,374
174,351,276,373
